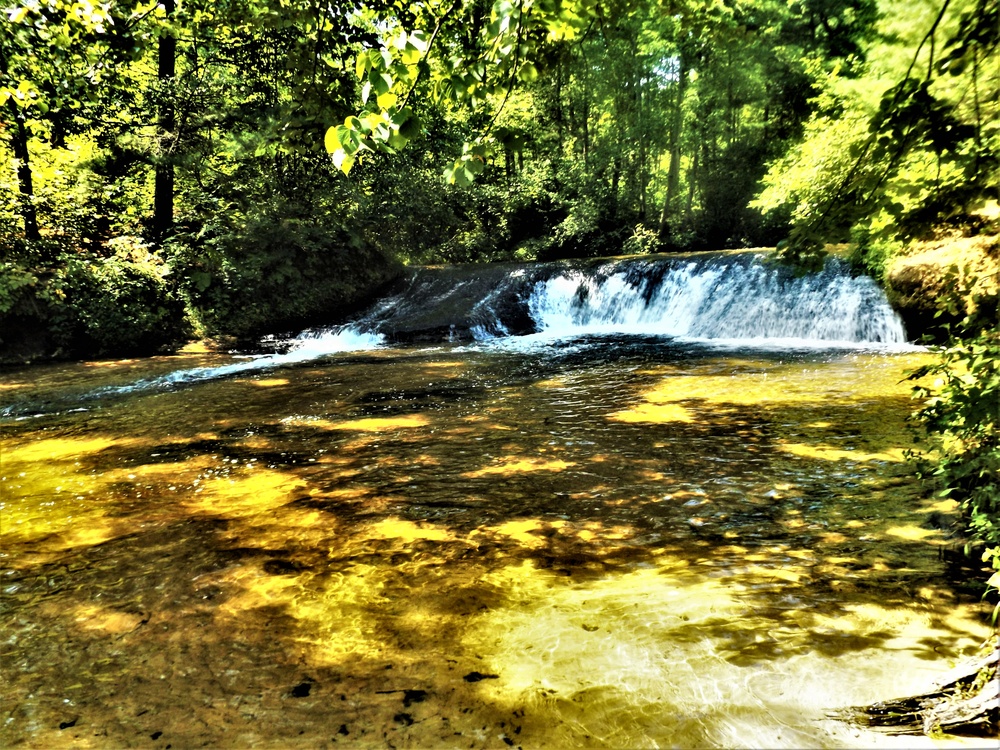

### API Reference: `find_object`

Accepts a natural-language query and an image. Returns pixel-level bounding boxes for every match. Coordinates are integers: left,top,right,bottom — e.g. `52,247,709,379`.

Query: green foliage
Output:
172,212,400,339
905,251,1000,604
910,328,1000,592
848,224,904,281
622,224,661,255
763,0,1000,269
0,239,189,359
47,243,190,356
0,262,39,316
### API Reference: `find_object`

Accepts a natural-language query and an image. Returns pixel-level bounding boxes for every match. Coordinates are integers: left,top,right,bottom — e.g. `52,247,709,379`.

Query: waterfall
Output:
5,251,907,416
521,254,907,344
355,251,908,347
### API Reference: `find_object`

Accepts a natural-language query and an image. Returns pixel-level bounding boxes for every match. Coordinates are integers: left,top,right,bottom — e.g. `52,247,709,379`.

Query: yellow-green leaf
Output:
401,42,422,66
332,150,355,175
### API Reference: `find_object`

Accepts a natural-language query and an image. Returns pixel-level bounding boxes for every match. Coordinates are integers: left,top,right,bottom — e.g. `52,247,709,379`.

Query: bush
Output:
1,238,190,361
173,214,401,339
909,307,1000,609
622,224,662,255
47,242,191,356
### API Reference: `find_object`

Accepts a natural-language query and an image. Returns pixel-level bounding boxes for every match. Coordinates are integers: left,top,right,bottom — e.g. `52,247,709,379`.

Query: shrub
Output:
909,273,1000,611
173,214,401,339
46,243,191,356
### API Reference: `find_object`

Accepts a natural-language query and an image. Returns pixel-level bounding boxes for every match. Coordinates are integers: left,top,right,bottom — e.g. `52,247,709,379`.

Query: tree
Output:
1,0,152,248
153,0,176,241
756,0,999,269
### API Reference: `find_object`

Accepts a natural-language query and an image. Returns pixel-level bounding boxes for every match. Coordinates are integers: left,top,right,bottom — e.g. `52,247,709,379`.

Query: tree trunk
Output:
658,55,688,238
9,102,40,242
153,0,176,242
611,155,621,220
685,148,698,225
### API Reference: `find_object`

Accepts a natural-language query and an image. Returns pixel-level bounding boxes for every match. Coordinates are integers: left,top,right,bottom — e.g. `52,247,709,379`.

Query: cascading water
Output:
2,251,908,417
351,250,908,347
521,254,907,344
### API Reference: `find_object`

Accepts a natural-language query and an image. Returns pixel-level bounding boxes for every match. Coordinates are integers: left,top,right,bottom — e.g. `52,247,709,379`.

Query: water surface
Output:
1,339,992,749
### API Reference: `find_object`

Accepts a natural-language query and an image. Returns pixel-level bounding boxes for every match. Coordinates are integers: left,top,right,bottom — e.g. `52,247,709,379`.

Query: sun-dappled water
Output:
1,338,994,749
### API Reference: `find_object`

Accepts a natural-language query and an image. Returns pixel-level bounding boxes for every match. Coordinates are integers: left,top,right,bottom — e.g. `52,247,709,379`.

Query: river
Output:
1,252,993,748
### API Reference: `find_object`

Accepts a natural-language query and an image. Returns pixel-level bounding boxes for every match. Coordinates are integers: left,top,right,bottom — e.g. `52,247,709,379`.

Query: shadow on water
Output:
1,341,993,748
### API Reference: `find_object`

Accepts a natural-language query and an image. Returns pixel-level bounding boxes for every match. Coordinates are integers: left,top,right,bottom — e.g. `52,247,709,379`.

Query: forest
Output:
0,0,994,345
2,0,1000,741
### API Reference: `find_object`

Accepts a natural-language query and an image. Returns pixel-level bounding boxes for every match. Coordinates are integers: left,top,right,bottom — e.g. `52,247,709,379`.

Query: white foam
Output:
521,259,908,348
96,327,384,396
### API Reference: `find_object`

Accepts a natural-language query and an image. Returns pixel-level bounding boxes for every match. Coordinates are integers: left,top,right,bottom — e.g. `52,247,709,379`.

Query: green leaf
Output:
465,157,485,176
355,52,369,80
402,42,422,66
398,114,421,140
372,71,392,95
410,30,429,51
519,62,539,82
324,126,339,153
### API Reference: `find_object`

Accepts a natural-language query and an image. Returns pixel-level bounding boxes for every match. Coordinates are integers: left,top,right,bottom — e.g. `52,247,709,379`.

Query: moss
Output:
885,233,999,341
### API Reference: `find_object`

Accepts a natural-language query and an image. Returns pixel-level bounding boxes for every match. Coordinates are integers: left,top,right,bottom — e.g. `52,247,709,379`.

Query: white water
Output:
520,258,907,346
96,327,384,396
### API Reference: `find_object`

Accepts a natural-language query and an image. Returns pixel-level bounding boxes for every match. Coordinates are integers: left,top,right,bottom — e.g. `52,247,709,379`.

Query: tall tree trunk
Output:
555,57,564,154
639,82,648,220
659,55,688,237
685,147,698,225
8,103,40,242
582,70,590,167
153,0,176,242
611,156,621,220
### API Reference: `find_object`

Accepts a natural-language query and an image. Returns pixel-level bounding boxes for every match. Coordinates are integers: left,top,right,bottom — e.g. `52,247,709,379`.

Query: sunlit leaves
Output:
443,142,489,186
763,0,1000,268
325,0,599,181
0,0,126,116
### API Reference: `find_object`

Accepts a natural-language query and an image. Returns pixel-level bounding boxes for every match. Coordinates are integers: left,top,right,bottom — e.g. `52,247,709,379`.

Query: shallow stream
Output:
1,334,993,748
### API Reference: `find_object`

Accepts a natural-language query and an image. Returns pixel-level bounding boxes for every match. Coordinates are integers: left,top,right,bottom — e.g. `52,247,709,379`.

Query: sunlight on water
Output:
0,341,994,749
461,561,983,749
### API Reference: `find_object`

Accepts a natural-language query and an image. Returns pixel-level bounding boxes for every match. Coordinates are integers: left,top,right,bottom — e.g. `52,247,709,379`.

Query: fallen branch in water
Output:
835,640,998,737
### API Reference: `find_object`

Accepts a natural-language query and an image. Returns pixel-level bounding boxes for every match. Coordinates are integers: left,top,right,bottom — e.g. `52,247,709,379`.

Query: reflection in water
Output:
0,340,993,749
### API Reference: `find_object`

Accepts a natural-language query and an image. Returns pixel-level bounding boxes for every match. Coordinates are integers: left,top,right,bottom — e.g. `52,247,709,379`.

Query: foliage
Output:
759,0,1000,270
0,239,189,358
0,0,988,361
909,326,1000,595
848,225,905,281
322,0,882,257
171,210,400,339
622,224,661,256
0,261,39,316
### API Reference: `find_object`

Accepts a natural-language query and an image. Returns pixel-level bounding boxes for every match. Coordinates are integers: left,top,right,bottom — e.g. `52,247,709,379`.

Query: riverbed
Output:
1,336,993,748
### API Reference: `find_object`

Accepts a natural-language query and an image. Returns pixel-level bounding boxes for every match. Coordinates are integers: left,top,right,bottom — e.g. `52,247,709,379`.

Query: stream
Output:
1,252,993,749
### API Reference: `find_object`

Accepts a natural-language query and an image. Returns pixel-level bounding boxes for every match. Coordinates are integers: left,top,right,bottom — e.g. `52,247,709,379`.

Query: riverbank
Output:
885,230,999,340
